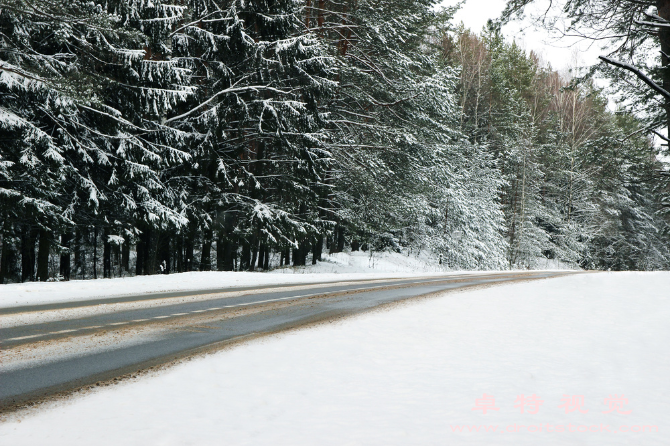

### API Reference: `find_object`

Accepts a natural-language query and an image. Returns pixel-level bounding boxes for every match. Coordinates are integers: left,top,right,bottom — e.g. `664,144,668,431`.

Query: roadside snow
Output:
0,251,455,308
1,272,667,445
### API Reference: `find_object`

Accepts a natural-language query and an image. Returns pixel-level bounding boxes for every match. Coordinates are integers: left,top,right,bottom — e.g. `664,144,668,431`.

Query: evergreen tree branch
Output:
599,55,670,101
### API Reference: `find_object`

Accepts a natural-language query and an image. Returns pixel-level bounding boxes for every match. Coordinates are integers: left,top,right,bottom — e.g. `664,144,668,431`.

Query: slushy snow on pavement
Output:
1,271,667,445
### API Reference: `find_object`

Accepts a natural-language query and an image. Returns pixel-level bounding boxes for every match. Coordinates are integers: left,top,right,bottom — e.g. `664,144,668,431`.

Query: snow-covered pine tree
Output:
96,0,192,277
1,0,129,281
446,24,669,270
581,113,670,270
532,75,605,268
170,0,336,270
0,0,192,281
0,1,112,281
310,1,508,267
460,29,551,268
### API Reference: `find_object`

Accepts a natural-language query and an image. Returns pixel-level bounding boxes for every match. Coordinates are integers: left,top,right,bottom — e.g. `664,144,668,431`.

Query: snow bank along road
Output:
0,271,575,410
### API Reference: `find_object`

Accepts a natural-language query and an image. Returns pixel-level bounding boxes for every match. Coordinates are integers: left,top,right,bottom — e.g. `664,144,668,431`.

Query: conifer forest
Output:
1,0,669,283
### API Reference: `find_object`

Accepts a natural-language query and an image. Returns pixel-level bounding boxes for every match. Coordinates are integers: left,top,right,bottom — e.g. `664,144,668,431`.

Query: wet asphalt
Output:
0,271,573,408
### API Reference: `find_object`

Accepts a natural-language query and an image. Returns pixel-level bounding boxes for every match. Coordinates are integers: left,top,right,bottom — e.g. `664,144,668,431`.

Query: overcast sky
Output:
438,0,604,72
439,1,670,148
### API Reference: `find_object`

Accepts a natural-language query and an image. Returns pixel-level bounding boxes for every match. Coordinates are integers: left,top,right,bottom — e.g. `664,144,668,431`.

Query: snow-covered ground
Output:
1,272,667,445
0,251,456,308
0,250,575,309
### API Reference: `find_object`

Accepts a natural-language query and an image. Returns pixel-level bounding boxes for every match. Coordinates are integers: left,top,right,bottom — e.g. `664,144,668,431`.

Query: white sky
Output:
439,1,670,152
439,0,604,72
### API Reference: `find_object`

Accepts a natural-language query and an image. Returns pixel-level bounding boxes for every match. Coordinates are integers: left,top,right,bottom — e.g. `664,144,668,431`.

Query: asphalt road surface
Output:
0,271,575,409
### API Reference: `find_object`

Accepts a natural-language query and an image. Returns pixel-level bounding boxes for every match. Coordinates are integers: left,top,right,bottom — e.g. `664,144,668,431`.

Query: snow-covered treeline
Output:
0,0,668,282
443,28,670,270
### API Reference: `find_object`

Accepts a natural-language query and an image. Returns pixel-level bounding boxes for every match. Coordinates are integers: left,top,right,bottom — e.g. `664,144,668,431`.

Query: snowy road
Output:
0,271,573,410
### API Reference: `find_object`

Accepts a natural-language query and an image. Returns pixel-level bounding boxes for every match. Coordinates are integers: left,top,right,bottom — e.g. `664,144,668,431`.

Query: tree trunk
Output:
0,230,6,284
136,238,144,276
146,228,158,275
317,0,324,27
21,225,37,282
216,234,224,271
60,232,72,280
157,232,171,274
175,235,184,273
329,225,345,254
222,239,234,271
136,228,154,276
293,241,307,266
200,229,212,271
92,231,99,278
337,226,345,252
312,236,323,264
659,1,670,135
240,240,251,270
137,227,157,275
263,246,270,270
257,243,266,270
103,229,111,278
0,224,10,284
250,237,259,272
292,245,300,266
1,230,19,284
114,243,120,277
36,229,51,282
185,231,195,272
74,229,84,279
121,240,130,273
